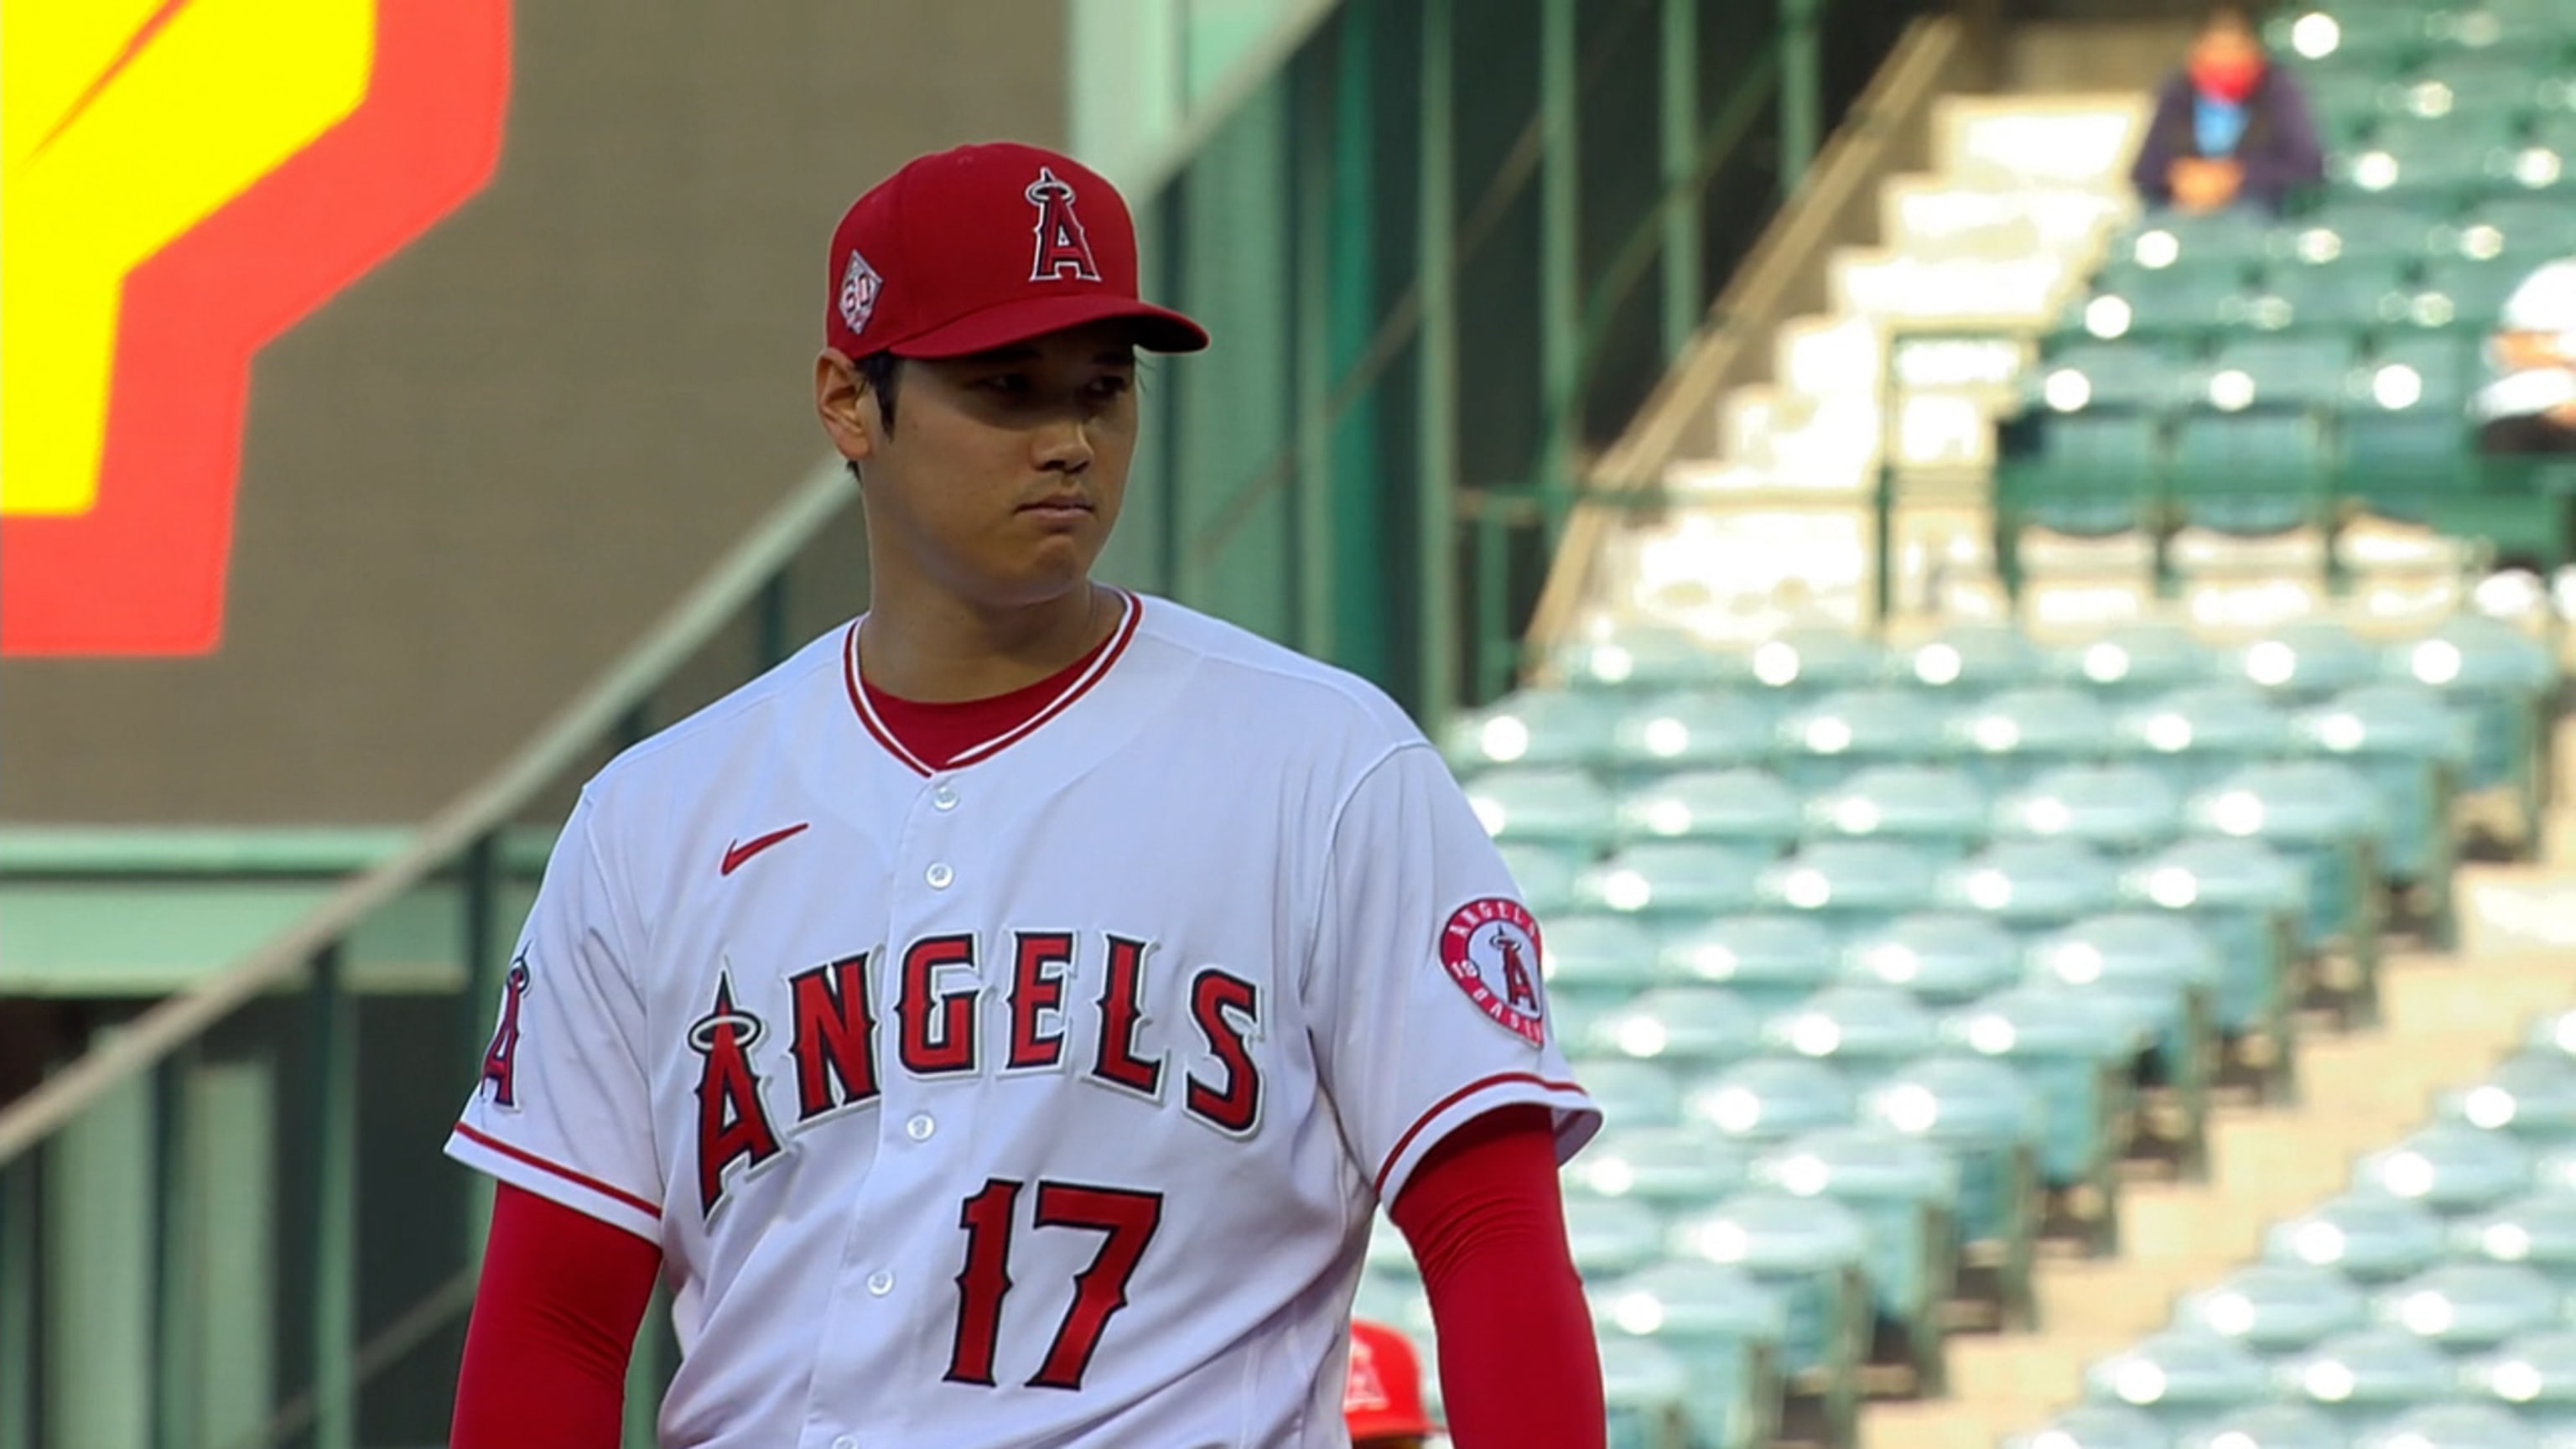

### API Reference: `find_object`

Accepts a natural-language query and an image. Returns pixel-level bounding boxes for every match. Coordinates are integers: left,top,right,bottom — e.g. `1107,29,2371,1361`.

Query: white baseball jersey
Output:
448,591,1600,1449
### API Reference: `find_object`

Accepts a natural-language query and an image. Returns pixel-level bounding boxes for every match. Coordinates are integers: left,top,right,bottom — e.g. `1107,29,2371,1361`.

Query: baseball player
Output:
1344,1319,1436,1448
444,141,1607,1448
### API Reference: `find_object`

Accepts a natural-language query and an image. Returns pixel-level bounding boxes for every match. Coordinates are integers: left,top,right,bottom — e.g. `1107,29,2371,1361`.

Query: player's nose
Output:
1031,415,1094,473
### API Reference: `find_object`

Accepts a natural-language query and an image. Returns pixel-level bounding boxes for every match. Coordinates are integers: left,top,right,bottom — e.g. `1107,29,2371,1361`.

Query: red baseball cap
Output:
1343,1320,1433,1441
824,141,1208,360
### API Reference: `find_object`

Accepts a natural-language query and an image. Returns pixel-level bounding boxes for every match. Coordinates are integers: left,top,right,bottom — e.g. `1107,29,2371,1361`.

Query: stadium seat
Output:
2439,1053,2576,1145
2117,210,2277,273
2530,1011,2576,1066
1732,626,1887,700
1936,839,2127,933
1445,688,1623,774
2201,334,2368,410
2388,615,2555,803
1804,765,1992,858
2167,410,2332,537
1997,413,2163,543
1550,623,1732,693
2085,262,2264,335
1994,762,2187,857
2004,1404,2171,1449
2082,1328,2275,1425
1597,1337,1697,1449
1688,1057,1862,1147
1754,1125,1961,1389
1591,1260,1788,1449
2459,192,2576,262
2375,1262,2568,1353
2355,1405,2542,1449
1462,766,1618,849
1764,985,1945,1082
1498,841,1584,917
1758,839,1946,927
1776,688,1961,791
2464,1327,2576,1420
1947,686,2118,794
1609,690,1779,776
2268,1190,2453,1284
2233,621,2386,701
1670,1192,1872,1395
2029,914,2220,1156
2262,257,2412,331
2186,761,2386,1007
2033,340,2197,414
1539,913,1661,1026
1945,982,2140,1245
2115,683,2298,796
1588,987,1766,1070
2452,1194,2576,1284
1572,1058,1686,1130
1841,912,2026,1005
2278,1326,2475,1429
1861,1054,2043,1323
1564,1125,1758,1213
2056,621,2220,699
1576,842,1774,919
2355,1124,2539,1216
2340,114,2521,197
2271,6,2428,66
2300,70,2402,142
1615,768,1804,853
2413,253,2542,330
1656,914,1843,1018
2297,682,2469,890
2176,1403,2351,1449
2280,202,2444,266
1561,1196,1669,1283
1893,622,2049,696
2177,1262,2375,1356
2120,835,2308,1046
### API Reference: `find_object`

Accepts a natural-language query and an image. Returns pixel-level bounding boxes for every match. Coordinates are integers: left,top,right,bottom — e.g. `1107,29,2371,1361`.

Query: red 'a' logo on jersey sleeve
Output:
689,974,783,1218
478,955,532,1108
1026,167,1102,283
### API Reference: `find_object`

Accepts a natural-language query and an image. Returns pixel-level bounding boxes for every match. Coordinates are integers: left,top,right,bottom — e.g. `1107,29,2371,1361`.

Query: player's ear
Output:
815,349,876,468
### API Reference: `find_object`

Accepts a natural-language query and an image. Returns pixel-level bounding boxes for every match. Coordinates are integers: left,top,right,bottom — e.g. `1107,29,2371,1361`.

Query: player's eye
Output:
975,373,1032,396
1086,374,1134,401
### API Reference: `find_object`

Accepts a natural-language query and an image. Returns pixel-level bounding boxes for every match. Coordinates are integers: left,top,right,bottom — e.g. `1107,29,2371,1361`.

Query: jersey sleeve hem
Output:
445,1122,663,1244
1370,1072,1602,1206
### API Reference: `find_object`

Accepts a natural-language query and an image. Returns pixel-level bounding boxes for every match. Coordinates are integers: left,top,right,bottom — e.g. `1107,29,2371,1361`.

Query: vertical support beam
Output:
1327,1,1389,687
193,1054,278,1448
1415,0,1462,726
1779,0,1824,193
1293,49,1337,660
0,1160,34,1449
1474,509,1514,702
1658,0,1703,362
309,946,358,1449
45,1031,153,1449
1537,0,1582,536
154,1052,196,1449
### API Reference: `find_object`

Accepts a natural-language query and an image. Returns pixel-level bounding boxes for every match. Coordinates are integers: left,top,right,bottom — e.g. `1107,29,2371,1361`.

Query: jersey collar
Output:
842,590,1143,777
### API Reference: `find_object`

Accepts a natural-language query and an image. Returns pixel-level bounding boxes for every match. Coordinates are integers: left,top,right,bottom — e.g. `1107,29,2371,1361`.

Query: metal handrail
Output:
0,459,855,1166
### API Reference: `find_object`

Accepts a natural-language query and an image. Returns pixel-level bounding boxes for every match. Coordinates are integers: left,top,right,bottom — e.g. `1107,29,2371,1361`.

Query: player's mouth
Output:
1017,493,1095,527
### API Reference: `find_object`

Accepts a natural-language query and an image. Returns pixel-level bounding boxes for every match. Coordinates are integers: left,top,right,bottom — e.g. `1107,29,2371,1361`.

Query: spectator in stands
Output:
2479,256,2576,456
1346,1319,1437,1448
2131,3,2324,216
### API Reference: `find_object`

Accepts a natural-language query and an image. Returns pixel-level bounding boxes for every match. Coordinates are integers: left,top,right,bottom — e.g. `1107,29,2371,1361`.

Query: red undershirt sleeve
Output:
452,1182,662,1449
1387,1105,1607,1449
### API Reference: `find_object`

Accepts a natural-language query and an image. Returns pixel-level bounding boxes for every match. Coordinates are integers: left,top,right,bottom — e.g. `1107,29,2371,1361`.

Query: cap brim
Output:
888,293,1209,358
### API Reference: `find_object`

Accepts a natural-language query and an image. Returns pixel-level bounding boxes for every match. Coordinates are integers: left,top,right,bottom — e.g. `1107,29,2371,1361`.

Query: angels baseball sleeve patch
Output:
1439,897,1547,1047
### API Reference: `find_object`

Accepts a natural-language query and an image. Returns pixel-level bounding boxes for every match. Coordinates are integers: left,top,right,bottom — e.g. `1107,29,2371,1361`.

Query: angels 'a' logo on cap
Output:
1025,166,1103,283
1343,1337,1394,1413
1439,897,1548,1047
839,249,883,337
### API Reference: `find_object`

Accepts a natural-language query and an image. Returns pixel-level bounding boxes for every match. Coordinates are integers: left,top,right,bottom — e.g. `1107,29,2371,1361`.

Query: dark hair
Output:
846,351,902,480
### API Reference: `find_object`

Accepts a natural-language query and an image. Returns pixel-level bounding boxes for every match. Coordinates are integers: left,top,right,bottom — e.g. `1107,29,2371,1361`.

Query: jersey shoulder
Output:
580,621,852,805
1129,595,1426,754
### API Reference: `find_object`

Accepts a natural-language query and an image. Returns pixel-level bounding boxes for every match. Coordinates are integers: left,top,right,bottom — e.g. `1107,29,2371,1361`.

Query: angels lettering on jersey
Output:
652,932,1261,1218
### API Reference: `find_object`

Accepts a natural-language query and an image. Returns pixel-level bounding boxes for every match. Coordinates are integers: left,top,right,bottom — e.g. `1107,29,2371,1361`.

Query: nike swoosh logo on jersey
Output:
719,823,810,876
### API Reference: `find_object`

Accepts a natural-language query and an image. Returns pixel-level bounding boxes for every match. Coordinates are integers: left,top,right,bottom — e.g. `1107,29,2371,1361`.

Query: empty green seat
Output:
2168,410,2331,535
2057,622,2219,699
1616,768,1803,852
2297,683,2468,887
2272,7,2428,66
2262,257,2413,330
2374,1262,2566,1354
1610,691,1779,774
1804,764,1991,858
1948,686,2119,794
1763,984,1944,1079
1776,687,1962,790
2179,1404,2350,1449
1564,1125,1757,1212
1945,983,2140,1213
2187,760,2386,958
2235,621,2386,701
2176,1262,2375,1356
2002,413,2163,538
2119,835,2308,1039
2388,615,2555,801
1576,841,1773,918
1859,1054,2042,1316
2268,1190,2452,1283
2461,194,2576,261
1841,912,2025,1005
2440,1052,2576,1144
1543,913,1660,1000
2414,254,2542,330
1562,1195,1669,1282
2005,1405,2168,1449
2281,202,2444,264
1577,1058,1686,1130
1499,841,1584,917
1755,1125,1961,1389
2203,335,2366,409
2340,114,2521,195
1687,1057,1859,1146
1590,1260,1786,1449
1994,763,2186,856
1463,766,1617,848
1670,1192,1872,1386
2464,1328,2576,1416
1655,914,1841,1017
2031,912,2222,1099
2355,1124,2538,1215
2116,683,2298,796
1446,688,1624,773
1730,626,1885,698
1588,987,1765,1070
2118,210,2279,272
2279,1327,2472,1427
1936,839,2125,932
1597,1338,1698,1449
2453,1194,2576,1283
1893,622,2049,696
2358,1405,2542,1449
2091,263,2263,335
2083,1329,2274,1422
1549,623,1729,693
2033,340,2195,413
1758,839,1946,925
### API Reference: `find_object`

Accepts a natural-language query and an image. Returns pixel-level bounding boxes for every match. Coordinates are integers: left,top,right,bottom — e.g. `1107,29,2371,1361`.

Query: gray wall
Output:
0,1,1064,823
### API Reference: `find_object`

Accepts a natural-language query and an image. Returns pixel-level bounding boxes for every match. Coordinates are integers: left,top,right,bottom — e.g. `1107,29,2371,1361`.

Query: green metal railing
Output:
0,3,1935,1443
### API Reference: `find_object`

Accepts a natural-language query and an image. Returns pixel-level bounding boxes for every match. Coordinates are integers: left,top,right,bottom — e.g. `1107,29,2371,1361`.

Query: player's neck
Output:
855,579,1119,704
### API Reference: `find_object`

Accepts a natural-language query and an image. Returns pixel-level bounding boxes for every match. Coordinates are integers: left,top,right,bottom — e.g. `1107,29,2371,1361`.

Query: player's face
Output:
833,321,1140,610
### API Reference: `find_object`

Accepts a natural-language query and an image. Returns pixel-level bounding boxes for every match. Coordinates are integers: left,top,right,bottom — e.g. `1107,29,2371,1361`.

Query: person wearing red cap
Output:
445,142,1606,1449
1346,1320,1437,1448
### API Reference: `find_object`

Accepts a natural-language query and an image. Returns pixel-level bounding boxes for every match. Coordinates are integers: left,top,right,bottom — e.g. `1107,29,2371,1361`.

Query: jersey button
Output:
925,862,953,889
932,784,959,811
866,1270,896,1296
905,1113,936,1142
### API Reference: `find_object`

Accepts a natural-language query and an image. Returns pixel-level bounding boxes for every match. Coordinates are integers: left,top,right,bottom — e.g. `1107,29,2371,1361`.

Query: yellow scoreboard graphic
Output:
1,0,511,656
